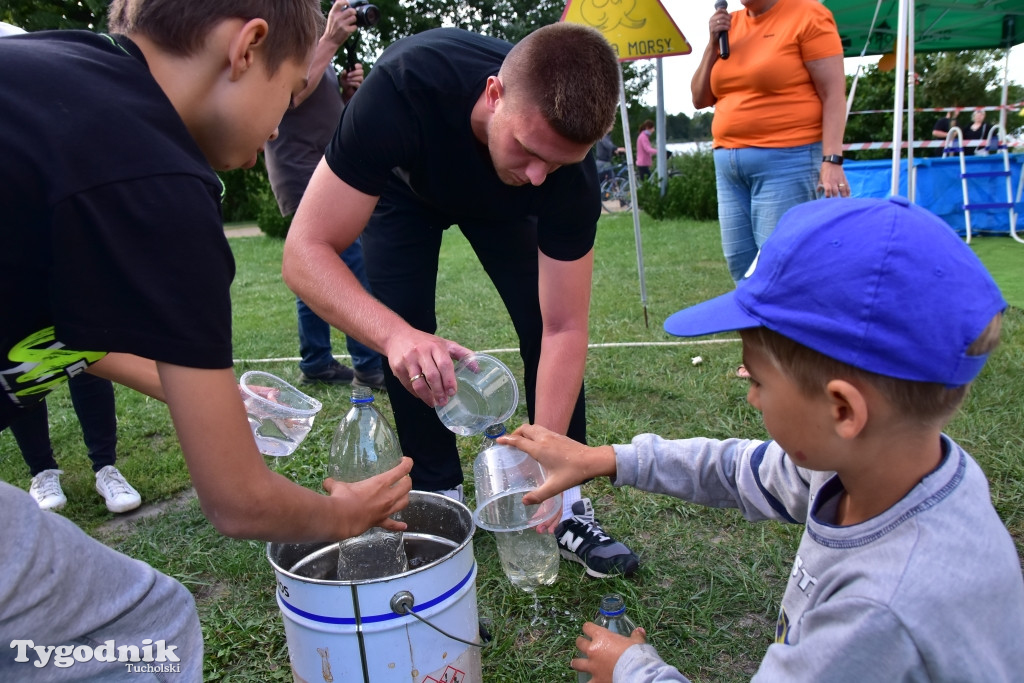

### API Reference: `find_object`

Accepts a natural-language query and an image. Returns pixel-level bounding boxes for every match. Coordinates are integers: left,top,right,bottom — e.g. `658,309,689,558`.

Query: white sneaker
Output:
433,484,464,504
95,465,142,513
29,469,67,510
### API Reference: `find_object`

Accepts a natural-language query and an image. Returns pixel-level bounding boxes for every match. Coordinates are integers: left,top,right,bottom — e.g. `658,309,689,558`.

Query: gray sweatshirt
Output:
0,482,203,680
610,434,1024,682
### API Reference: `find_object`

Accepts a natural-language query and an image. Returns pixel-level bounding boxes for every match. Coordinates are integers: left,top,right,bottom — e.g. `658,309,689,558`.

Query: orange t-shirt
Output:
710,0,842,149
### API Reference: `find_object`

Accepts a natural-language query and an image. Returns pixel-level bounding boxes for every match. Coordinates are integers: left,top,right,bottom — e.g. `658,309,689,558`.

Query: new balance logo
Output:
559,530,585,553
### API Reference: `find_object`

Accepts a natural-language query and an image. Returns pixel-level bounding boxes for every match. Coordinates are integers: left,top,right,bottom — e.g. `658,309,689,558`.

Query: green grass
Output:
971,234,1024,309
2,215,1021,681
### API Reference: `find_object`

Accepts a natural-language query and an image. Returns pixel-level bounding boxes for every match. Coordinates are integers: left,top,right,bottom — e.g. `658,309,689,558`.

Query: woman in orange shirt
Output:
692,0,849,284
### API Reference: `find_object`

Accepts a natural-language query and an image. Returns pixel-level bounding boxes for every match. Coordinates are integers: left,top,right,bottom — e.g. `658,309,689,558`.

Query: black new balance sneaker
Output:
555,498,640,578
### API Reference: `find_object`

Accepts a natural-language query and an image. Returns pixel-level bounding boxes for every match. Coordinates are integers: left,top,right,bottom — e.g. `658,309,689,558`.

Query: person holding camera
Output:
283,23,642,579
265,0,385,390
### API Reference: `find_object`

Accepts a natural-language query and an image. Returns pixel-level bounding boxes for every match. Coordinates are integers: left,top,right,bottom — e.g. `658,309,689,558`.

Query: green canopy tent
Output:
824,0,1024,194
830,0,1023,55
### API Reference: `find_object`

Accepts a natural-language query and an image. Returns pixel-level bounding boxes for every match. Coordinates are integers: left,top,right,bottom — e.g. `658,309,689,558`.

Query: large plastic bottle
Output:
577,594,638,683
328,386,408,580
474,423,559,592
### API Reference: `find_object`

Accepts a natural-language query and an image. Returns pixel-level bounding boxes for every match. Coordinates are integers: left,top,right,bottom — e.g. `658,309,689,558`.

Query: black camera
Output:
349,0,380,28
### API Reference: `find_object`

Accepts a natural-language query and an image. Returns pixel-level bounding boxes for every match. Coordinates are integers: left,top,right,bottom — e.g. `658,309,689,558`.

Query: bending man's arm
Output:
533,248,593,435
282,159,469,406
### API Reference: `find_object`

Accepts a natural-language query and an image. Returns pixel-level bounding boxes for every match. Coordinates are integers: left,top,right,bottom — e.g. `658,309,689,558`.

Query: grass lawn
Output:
1,213,1021,681
971,234,1024,309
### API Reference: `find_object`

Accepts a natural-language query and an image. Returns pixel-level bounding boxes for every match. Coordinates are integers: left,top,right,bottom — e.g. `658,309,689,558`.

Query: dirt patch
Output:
224,224,263,238
94,487,197,539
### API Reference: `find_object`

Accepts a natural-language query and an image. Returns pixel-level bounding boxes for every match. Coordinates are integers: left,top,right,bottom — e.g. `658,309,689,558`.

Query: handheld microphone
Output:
715,0,730,60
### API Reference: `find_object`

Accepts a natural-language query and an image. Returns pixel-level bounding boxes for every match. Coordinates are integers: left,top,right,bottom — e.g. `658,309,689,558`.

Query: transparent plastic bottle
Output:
475,424,559,592
577,594,638,683
328,386,408,580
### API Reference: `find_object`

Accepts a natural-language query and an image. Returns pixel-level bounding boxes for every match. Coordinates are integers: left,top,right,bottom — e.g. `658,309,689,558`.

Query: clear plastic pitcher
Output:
435,353,518,436
240,371,322,459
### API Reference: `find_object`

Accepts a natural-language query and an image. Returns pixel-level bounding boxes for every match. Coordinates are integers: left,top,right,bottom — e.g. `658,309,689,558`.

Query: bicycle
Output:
599,161,631,211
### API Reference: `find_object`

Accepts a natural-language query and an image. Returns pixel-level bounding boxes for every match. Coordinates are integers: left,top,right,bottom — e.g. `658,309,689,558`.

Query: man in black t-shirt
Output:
284,23,641,577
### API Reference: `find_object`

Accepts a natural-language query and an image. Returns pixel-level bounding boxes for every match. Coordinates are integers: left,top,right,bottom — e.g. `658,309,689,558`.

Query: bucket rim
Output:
267,491,475,585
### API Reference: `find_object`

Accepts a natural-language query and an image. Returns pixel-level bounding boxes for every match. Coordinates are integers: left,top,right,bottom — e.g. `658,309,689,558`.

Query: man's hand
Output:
384,328,472,410
322,457,413,539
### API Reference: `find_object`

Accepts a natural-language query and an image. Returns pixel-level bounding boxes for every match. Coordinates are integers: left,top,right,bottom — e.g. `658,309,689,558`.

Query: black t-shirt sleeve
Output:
51,175,235,368
324,69,419,197
535,155,600,262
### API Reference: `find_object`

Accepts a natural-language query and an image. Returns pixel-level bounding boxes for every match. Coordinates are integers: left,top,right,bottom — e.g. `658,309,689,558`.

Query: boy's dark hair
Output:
107,0,325,75
499,23,619,145
740,313,1002,426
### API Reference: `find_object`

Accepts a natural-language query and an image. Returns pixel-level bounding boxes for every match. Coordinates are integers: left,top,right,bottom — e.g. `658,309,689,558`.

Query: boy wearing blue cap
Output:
503,197,1024,681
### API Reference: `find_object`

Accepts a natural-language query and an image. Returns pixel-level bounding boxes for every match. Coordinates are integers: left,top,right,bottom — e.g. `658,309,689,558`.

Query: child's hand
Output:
499,424,616,505
239,383,280,403
572,622,648,682
322,457,413,539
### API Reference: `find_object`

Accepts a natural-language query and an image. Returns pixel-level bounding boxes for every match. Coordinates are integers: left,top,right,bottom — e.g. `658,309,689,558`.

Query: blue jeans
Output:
714,143,821,283
297,238,382,375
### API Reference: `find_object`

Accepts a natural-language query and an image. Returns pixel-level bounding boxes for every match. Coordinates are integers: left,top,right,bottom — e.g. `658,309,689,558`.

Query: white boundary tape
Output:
233,338,739,365
842,139,1020,151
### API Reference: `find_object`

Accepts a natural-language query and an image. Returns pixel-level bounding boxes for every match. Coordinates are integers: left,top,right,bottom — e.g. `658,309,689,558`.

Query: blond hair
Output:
108,0,324,75
740,314,1002,426
498,23,619,145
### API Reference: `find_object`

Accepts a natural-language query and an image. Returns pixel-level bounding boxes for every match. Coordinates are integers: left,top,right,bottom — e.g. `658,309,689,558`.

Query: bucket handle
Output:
390,591,491,649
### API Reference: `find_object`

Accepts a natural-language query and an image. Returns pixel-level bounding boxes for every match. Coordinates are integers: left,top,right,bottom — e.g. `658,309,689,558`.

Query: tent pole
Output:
890,0,910,197
656,58,668,197
617,69,649,327
1000,47,1010,136
907,2,917,202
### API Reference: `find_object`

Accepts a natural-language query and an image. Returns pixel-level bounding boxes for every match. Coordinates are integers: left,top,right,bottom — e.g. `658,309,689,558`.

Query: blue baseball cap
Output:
664,197,1007,387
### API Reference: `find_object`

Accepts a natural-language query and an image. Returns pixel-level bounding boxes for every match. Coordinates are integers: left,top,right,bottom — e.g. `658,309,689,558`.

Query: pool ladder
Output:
945,125,1023,244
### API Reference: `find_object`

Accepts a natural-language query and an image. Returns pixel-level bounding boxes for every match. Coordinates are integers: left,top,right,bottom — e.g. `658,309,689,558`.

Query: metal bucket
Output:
268,492,482,683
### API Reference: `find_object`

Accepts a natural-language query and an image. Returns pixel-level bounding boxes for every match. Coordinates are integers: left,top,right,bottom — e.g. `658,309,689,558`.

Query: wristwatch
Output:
822,154,844,165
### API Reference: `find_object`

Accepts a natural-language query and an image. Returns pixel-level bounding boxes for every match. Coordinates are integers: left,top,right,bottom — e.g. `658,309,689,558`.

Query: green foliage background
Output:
4,1,1020,223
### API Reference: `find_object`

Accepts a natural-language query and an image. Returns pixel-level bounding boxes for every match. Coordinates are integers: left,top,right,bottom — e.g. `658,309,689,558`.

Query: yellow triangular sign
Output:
561,0,691,62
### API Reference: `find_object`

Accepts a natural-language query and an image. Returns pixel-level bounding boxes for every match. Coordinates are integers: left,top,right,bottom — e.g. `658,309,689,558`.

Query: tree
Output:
2,0,107,31
7,0,657,223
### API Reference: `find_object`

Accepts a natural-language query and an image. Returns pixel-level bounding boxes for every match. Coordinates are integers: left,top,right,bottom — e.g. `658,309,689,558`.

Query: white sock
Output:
561,486,582,521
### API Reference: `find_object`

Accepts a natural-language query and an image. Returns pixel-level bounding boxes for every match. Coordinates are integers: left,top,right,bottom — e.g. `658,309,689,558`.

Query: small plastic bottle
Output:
577,594,638,683
329,386,408,580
